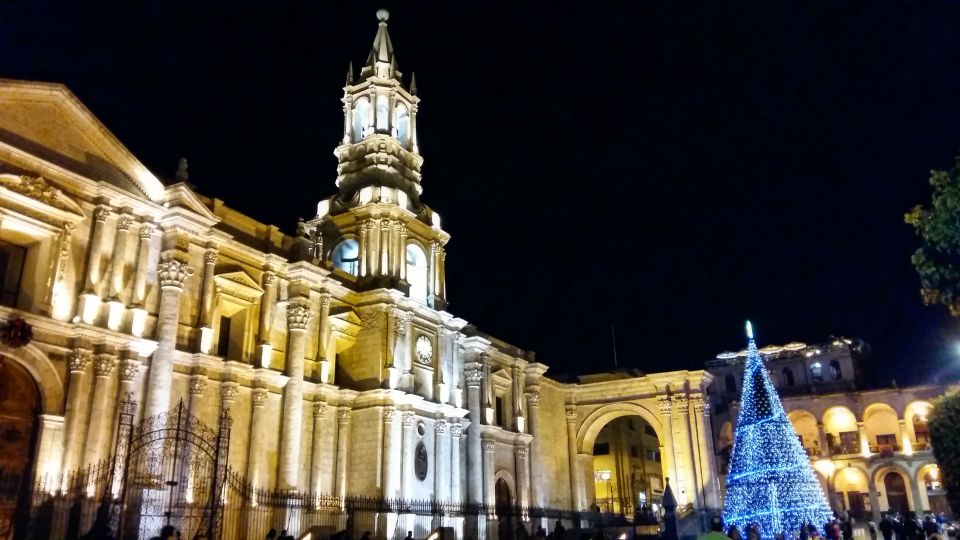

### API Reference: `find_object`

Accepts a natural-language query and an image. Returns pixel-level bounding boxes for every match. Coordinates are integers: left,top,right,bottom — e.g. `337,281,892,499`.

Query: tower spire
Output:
360,9,400,81
409,72,417,95
346,61,354,85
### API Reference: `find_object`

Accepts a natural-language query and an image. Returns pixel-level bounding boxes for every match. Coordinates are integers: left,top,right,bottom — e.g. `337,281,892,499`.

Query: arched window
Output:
376,95,389,132
829,360,842,380
782,367,795,386
810,362,823,382
352,98,370,142
725,374,736,394
395,104,409,146
406,243,428,304
332,239,360,276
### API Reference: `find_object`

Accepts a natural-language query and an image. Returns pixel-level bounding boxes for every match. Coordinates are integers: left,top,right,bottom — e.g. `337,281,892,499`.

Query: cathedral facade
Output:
0,11,717,539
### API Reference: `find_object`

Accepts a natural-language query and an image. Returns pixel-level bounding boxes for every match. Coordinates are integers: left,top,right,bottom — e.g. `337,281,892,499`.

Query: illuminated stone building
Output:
0,10,719,539
707,338,954,520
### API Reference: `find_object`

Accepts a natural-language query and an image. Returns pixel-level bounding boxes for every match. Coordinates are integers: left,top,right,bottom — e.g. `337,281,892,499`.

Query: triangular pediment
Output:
214,268,264,305
0,79,166,201
491,367,513,382
163,183,219,223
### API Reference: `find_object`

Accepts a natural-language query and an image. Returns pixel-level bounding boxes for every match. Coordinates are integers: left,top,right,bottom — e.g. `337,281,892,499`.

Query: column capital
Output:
319,292,332,307
525,391,541,407
450,422,464,439
262,271,277,287
313,401,327,418
482,440,496,453
384,406,397,423
139,222,155,240
465,366,483,387
565,407,577,424
337,407,352,425
204,250,219,265
435,418,447,434
671,394,690,413
158,254,194,289
68,349,92,373
93,354,117,377
657,395,673,414
221,382,239,403
402,412,416,428
516,445,529,458
189,376,208,396
119,359,140,382
287,304,312,331
116,215,134,232
252,388,269,408
93,205,110,223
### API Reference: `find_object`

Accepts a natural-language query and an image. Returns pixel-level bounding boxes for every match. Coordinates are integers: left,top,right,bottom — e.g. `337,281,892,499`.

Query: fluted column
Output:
82,353,117,467
435,419,449,501
401,412,415,500
382,407,400,498
247,387,268,487
108,216,133,300
450,422,463,503
132,223,154,305
83,205,110,294
317,293,332,382
526,391,543,507
565,407,585,510
380,220,390,276
335,408,351,499
144,255,193,420
279,303,312,490
310,401,327,494
516,445,530,513
482,439,495,511
465,366,484,506
62,349,91,474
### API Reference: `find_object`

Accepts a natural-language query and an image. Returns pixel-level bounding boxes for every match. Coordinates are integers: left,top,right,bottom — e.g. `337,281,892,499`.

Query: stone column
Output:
310,401,327,494
482,439,496,511
83,205,110,294
565,407,585,511
671,395,698,507
858,421,871,456
82,353,117,467
317,293,332,381
380,220,390,276
336,408,351,499
435,418,449,501
398,225,408,281
359,222,369,277
382,407,400,498
437,246,446,301
188,374,207,420
427,241,437,300
525,391,542,507
516,445,530,513
867,475,882,522
108,216,133,300
198,250,218,351
818,423,831,456
657,397,680,499
450,422,463,503
401,412,416,500
691,395,720,509
144,255,193,420
258,272,277,344
247,387,268,487
132,223,154,307
899,419,914,455
368,221,379,276
465,366,484,505
61,349,91,474
108,357,140,451
279,303,312,490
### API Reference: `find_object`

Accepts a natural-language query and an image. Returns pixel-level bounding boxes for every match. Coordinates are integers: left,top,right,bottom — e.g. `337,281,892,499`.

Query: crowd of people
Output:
700,512,954,540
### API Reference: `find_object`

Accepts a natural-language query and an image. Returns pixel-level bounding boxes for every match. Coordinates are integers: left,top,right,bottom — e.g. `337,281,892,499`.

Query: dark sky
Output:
5,1,960,385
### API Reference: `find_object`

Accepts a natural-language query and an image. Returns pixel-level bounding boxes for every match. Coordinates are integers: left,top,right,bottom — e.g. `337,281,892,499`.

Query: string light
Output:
722,321,833,539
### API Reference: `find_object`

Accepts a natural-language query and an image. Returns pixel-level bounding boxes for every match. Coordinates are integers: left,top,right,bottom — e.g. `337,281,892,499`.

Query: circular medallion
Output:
415,441,428,481
416,335,433,364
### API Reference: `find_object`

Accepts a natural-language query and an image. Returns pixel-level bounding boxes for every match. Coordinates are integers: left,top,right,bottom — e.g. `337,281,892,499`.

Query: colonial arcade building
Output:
0,10,718,540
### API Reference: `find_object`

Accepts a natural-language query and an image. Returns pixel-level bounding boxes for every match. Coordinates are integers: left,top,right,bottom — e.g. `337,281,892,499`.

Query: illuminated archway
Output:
834,466,869,519
788,410,821,457
873,465,914,513
822,406,858,455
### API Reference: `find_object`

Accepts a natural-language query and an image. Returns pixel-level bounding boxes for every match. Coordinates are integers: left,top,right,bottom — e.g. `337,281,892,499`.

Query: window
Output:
495,396,504,427
594,443,610,456
829,360,842,380
376,95,389,131
725,374,736,394
332,239,360,276
645,449,660,462
216,315,231,357
352,98,370,142
782,367,795,386
0,241,25,307
405,243,428,304
630,445,640,458
395,104,409,146
810,362,823,382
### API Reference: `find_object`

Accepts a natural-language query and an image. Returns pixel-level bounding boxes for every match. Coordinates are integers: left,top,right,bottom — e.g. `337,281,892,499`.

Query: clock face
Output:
416,335,433,363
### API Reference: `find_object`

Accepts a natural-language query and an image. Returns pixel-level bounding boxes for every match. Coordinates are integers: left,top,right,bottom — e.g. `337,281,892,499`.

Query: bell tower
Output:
311,9,449,310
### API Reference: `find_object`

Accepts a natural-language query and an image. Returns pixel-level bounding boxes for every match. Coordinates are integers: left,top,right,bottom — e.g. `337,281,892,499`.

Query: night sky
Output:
4,1,960,385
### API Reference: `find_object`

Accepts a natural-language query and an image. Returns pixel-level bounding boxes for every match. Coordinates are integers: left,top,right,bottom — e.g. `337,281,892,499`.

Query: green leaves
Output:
930,390,960,515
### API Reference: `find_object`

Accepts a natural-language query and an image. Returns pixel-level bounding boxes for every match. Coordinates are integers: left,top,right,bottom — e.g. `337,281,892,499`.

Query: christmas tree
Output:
722,321,833,539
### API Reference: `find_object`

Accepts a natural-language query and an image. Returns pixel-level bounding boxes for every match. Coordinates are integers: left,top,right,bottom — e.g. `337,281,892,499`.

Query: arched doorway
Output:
495,478,514,540
590,416,663,516
883,472,910,514
0,357,40,538
835,467,869,519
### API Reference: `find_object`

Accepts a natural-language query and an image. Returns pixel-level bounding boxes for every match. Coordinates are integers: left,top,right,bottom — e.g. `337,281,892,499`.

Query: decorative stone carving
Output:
384,407,397,423
313,401,326,418
221,383,239,403
93,205,110,223
68,349,92,373
319,293,332,308
287,304,312,331
158,255,194,289
1,175,81,213
434,418,447,434
337,408,351,425
204,251,219,265
116,215,133,232
564,408,577,424
450,422,464,439
252,389,268,408
657,396,672,414
262,272,276,287
119,359,140,382
402,412,416,428
93,354,117,377
672,395,690,414
481,440,496,453
516,446,529,458
525,392,541,407
360,310,381,329
465,367,483,387
139,223,155,240
189,376,208,396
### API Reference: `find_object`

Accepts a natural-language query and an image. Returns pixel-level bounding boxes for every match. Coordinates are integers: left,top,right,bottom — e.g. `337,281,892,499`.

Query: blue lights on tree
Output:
722,321,833,539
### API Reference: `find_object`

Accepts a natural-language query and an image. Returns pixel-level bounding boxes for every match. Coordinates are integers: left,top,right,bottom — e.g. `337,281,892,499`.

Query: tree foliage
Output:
905,156,960,316
929,389,960,515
